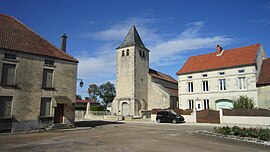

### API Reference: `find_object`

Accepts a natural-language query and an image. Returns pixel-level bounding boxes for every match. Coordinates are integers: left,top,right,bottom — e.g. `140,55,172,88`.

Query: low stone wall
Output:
75,110,86,120
221,116,270,126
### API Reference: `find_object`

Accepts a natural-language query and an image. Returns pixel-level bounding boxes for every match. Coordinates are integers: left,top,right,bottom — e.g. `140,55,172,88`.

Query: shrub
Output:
258,128,270,141
221,126,231,135
231,126,242,136
213,126,270,141
233,95,255,109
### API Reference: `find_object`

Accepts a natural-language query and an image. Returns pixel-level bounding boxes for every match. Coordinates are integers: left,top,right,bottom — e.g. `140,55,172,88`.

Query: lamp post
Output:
77,79,84,88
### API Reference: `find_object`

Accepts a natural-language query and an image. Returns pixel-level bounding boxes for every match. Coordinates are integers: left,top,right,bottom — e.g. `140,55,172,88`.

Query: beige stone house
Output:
112,26,178,116
176,44,267,110
0,14,78,132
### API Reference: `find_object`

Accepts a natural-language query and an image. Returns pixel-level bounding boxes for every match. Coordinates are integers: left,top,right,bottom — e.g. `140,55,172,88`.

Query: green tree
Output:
76,94,82,100
84,97,90,100
233,95,255,109
98,81,116,106
88,84,99,102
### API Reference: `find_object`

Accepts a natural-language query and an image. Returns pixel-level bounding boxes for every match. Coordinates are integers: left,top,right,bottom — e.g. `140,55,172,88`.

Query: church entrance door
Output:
122,102,128,116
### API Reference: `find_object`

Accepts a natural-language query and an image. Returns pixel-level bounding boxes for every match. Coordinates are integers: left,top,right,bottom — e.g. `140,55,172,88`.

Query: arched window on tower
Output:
139,50,142,57
142,51,145,59
126,49,129,56
122,50,125,57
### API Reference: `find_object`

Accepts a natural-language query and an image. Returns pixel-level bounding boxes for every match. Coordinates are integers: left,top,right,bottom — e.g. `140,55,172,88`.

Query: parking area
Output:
0,121,269,152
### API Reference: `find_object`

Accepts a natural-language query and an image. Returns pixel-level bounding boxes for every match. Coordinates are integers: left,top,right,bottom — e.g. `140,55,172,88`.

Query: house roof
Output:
149,68,178,84
76,100,99,104
0,14,78,62
176,44,261,75
117,25,149,51
257,58,270,86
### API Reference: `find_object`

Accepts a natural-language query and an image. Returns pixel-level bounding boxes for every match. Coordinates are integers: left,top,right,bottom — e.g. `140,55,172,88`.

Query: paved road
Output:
0,121,269,152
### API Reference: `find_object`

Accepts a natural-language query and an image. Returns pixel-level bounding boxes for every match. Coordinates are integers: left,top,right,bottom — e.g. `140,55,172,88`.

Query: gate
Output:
196,109,220,123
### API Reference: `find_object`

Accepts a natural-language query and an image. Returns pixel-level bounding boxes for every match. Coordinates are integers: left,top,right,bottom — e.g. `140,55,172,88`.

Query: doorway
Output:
54,104,64,123
122,102,128,116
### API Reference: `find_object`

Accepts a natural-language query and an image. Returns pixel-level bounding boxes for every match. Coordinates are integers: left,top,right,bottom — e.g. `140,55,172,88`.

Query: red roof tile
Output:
149,68,178,84
0,14,78,62
257,58,270,86
176,44,260,75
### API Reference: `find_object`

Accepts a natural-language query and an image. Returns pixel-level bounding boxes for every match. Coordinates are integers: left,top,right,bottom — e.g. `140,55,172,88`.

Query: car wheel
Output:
172,119,177,124
157,119,161,123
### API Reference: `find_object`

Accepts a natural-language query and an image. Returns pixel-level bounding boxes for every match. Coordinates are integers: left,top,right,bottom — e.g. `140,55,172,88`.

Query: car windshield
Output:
168,109,177,115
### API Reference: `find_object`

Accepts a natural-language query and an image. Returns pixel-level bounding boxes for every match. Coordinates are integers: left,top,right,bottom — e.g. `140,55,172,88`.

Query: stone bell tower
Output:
112,25,149,116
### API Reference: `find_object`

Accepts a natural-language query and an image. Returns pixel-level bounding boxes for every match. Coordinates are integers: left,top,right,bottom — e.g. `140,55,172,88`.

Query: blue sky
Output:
1,0,270,98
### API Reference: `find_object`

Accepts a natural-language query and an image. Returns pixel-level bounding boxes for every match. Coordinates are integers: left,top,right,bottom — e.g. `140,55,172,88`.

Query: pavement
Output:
0,120,269,152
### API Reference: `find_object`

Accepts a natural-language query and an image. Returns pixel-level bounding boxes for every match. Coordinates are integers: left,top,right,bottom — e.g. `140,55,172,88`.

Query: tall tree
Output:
98,81,116,106
88,84,99,102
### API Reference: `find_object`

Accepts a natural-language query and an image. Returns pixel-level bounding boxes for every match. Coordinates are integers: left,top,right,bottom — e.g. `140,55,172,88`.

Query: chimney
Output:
216,45,223,54
61,34,67,52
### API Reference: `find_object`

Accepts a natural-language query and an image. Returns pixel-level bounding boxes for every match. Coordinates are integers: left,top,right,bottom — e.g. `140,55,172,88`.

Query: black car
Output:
156,110,185,124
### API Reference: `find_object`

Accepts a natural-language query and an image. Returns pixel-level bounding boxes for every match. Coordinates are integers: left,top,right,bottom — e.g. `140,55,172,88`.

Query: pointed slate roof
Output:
117,25,149,51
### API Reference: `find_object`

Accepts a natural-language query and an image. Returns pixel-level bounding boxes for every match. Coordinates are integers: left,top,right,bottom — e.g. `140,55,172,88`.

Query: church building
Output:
112,25,178,116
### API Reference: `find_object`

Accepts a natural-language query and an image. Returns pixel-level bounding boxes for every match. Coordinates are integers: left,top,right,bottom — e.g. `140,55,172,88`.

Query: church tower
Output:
112,25,149,116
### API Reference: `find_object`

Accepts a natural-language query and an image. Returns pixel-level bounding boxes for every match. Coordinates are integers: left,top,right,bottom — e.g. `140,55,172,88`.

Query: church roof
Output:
117,25,149,50
0,14,78,62
149,68,178,84
257,58,270,86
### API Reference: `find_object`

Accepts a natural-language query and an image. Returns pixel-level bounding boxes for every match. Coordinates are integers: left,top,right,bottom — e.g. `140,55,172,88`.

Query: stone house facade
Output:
176,44,267,110
0,14,78,132
112,26,178,116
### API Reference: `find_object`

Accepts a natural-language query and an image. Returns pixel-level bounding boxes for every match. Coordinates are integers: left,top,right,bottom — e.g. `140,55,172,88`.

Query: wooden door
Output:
54,104,64,123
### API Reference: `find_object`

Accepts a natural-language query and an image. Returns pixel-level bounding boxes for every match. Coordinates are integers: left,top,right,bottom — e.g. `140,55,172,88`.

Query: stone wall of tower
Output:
116,46,135,99
134,46,149,110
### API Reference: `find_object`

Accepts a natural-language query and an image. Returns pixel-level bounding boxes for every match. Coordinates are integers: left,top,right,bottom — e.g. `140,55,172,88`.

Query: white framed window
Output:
202,80,209,92
188,100,194,109
126,49,129,56
202,74,207,77
219,72,225,76
238,69,245,74
238,77,246,90
188,82,193,92
122,50,125,57
203,99,209,109
219,79,226,91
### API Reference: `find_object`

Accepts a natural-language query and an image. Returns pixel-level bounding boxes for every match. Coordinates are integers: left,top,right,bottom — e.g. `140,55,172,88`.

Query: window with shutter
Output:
0,96,12,118
42,69,54,88
40,98,51,117
1,63,16,85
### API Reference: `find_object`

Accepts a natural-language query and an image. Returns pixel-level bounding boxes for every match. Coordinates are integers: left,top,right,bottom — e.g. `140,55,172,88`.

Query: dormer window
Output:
45,59,54,66
4,53,17,60
219,72,225,76
122,50,125,57
126,49,129,56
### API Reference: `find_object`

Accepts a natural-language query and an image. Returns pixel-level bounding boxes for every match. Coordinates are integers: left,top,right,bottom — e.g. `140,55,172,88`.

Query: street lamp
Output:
77,79,84,88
